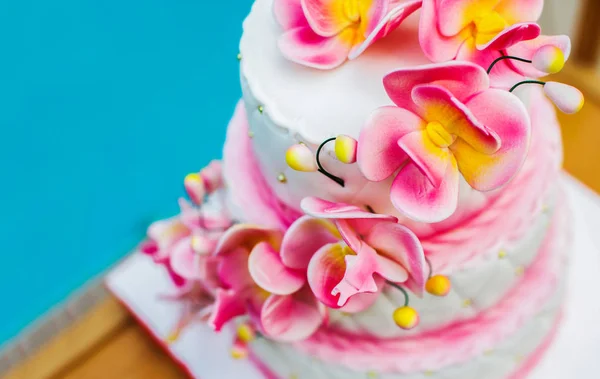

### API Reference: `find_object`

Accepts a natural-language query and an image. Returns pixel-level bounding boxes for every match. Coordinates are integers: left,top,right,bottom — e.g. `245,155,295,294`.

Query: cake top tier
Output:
241,0,429,143
240,0,582,223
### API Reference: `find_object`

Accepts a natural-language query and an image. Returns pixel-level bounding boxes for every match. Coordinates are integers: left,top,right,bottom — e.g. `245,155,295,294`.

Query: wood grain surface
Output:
5,64,600,379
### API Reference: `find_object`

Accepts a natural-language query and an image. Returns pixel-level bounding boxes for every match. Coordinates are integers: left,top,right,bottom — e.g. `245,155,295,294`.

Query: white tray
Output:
106,175,600,379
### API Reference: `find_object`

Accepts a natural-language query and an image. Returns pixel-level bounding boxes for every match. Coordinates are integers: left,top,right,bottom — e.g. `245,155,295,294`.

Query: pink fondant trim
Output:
292,205,566,373
223,101,302,230
509,313,563,379
248,350,281,379
246,312,563,379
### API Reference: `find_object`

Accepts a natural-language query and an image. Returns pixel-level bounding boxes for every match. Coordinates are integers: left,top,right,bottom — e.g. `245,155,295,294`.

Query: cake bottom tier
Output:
248,203,570,379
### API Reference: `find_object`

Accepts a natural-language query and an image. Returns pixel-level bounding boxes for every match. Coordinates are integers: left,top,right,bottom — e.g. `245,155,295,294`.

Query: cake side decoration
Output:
301,197,427,301
212,223,331,342
274,0,421,69
357,61,530,222
140,161,234,342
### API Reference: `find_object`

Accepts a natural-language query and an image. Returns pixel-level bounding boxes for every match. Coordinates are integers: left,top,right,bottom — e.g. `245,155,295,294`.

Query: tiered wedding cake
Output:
140,0,584,377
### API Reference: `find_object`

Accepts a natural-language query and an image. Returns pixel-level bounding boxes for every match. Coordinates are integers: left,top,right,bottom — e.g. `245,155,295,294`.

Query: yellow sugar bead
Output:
426,275,452,297
334,135,358,164
286,144,317,172
230,347,248,360
237,324,255,343
393,306,419,330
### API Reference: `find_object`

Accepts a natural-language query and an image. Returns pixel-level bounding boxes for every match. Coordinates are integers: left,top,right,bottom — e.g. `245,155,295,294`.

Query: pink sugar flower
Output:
358,61,531,222
300,197,426,308
212,224,327,342
274,0,422,70
419,0,570,86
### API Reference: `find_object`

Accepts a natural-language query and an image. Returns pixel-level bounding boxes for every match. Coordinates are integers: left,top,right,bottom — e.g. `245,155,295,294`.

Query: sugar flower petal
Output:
410,84,500,154
397,131,451,188
307,242,353,308
199,160,223,194
274,0,307,29
383,62,489,112
217,247,254,291
338,280,385,313
209,289,247,332
278,26,354,70
147,218,191,259
301,197,396,221
390,159,460,223
301,0,354,37
477,22,540,51
260,286,326,342
418,0,468,62
455,40,523,89
363,222,427,295
170,238,203,280
349,0,422,59
248,242,306,295
452,89,531,191
332,243,402,306
358,106,424,181
281,216,340,270
437,0,500,37
214,224,281,256
495,0,544,25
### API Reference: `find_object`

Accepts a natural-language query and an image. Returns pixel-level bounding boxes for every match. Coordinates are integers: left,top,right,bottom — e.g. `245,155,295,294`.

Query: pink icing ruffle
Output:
248,313,563,379
291,200,567,373
508,313,563,379
222,101,302,230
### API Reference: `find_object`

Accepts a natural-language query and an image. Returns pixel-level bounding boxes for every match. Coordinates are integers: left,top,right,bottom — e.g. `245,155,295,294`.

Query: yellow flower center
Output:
343,0,361,23
426,121,454,148
334,0,375,46
472,11,508,46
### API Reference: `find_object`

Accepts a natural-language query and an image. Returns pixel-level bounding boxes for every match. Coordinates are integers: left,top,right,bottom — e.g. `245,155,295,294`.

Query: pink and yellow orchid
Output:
358,62,531,222
419,0,570,86
212,224,328,342
274,0,422,70
300,197,427,308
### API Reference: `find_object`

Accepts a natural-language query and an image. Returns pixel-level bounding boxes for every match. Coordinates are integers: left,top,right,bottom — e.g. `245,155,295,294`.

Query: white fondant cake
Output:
128,0,585,377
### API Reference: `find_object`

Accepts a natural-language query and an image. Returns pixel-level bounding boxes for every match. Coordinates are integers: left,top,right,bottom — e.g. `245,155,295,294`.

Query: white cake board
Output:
105,175,600,379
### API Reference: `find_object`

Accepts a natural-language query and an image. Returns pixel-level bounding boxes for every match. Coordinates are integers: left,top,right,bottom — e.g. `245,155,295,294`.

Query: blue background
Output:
0,0,253,344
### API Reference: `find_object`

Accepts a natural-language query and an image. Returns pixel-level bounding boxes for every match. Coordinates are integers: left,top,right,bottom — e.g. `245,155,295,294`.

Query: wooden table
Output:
5,64,600,379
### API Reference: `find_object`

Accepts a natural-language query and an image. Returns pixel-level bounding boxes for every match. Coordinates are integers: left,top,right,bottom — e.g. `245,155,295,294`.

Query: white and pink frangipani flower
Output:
358,61,531,223
212,224,327,342
419,0,570,86
300,197,427,308
274,0,422,70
